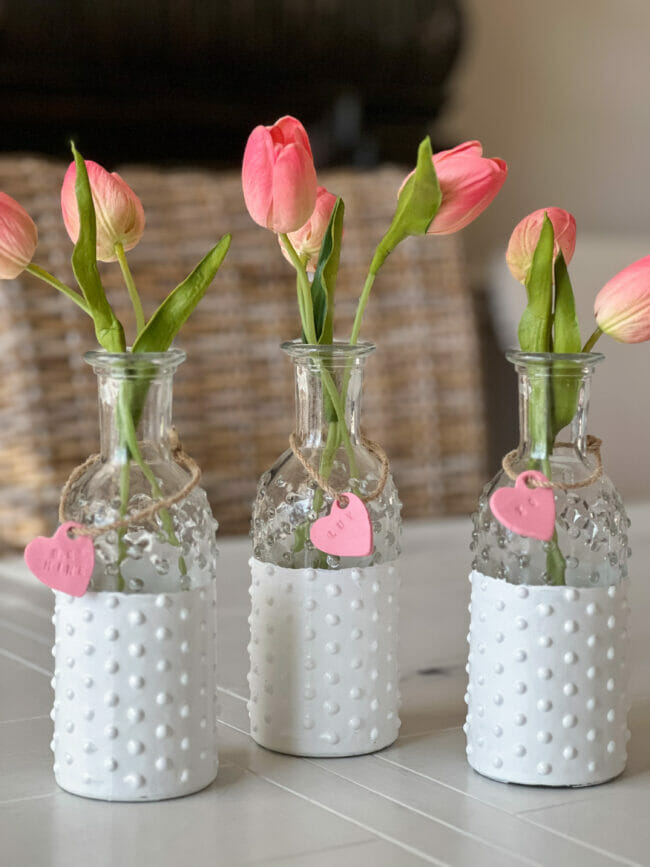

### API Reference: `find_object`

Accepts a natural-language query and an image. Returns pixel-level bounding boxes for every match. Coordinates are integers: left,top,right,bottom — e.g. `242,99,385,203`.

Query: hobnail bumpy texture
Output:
70,476,219,593
252,455,402,570
465,570,631,786
247,559,400,756
51,583,218,801
472,477,630,587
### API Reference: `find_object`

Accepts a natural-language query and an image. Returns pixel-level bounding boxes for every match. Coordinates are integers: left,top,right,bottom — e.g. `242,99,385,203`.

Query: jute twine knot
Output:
289,433,390,505
58,427,201,538
502,434,603,491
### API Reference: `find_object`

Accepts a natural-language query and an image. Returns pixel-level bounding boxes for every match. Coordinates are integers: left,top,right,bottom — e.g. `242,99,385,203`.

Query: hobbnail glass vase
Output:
51,349,219,801
249,341,402,756
465,351,631,786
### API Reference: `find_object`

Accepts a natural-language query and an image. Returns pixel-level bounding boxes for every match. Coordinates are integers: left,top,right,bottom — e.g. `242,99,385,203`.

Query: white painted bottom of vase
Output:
248,558,400,757
51,582,218,801
465,570,630,787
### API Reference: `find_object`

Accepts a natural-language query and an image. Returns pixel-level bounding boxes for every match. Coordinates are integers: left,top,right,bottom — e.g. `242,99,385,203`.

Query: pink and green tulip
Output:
592,255,650,345
279,186,337,272
506,207,576,285
0,192,38,279
61,160,145,263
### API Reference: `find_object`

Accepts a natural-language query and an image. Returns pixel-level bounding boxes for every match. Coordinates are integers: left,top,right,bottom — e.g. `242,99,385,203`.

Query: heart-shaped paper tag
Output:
24,522,94,596
310,492,373,558
490,471,555,541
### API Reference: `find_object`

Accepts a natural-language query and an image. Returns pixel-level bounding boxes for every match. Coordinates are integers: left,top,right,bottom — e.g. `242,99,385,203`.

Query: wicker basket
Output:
0,155,486,547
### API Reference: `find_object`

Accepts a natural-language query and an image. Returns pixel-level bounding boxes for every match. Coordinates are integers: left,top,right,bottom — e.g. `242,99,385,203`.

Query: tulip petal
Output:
0,192,38,279
429,154,507,234
270,143,317,234
272,115,313,159
595,255,650,343
242,125,276,229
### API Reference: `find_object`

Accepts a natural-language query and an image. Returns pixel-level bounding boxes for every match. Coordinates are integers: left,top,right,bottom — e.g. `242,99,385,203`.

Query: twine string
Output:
289,432,390,504
501,434,603,490
58,428,201,538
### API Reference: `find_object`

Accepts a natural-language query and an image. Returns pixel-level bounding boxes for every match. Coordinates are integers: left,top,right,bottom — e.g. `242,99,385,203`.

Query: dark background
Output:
0,0,463,167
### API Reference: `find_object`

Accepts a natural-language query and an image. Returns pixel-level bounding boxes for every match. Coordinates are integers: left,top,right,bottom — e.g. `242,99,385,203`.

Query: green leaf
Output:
550,251,582,437
517,213,554,352
310,197,344,344
132,234,231,353
552,252,581,353
369,137,441,274
70,144,126,352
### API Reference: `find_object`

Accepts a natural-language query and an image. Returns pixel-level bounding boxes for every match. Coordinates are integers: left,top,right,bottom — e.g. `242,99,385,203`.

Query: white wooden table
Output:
2,507,650,866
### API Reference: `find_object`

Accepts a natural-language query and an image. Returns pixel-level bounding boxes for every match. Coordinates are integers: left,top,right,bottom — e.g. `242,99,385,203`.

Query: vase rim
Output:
506,349,604,367
84,347,186,375
281,339,376,360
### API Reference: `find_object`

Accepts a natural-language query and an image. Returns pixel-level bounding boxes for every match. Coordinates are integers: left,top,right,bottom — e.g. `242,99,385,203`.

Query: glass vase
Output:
465,351,631,786
51,349,219,801
249,341,402,756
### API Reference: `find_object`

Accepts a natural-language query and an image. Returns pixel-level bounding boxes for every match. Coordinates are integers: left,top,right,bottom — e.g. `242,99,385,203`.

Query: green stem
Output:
115,242,145,335
280,233,317,343
117,384,187,576
115,451,130,592
281,232,358,476
582,327,603,353
350,270,377,345
26,264,91,314
528,375,566,585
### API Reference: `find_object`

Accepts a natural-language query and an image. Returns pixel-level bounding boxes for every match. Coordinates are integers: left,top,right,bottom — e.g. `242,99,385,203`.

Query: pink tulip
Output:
506,207,576,284
594,255,650,343
399,140,507,235
61,160,145,262
242,115,318,234
279,186,337,271
0,192,38,279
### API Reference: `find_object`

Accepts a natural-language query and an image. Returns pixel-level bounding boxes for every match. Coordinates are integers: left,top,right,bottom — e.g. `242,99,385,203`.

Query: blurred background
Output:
0,0,648,547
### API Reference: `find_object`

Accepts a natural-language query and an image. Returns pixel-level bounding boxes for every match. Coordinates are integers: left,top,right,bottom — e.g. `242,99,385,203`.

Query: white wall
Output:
441,0,650,500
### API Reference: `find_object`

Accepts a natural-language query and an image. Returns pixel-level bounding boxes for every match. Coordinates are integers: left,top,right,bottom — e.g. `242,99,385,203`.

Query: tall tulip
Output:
506,207,576,284
61,160,145,262
279,186,337,271
591,256,650,345
242,115,318,234
0,192,38,279
399,140,507,235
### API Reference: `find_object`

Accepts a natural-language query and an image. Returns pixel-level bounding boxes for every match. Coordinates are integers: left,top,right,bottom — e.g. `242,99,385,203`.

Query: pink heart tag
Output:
490,471,555,541
24,522,94,596
310,492,373,558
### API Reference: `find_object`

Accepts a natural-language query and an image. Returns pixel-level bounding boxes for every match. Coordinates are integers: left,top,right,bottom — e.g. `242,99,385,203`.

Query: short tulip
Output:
61,160,145,262
242,115,318,235
506,207,576,284
594,255,650,344
279,186,337,271
0,192,38,279
399,140,507,235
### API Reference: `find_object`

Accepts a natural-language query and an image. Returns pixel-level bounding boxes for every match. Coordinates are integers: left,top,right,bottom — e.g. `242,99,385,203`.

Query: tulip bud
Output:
594,255,650,343
279,186,337,271
0,192,38,279
61,160,145,262
399,140,507,235
242,115,318,234
506,207,576,284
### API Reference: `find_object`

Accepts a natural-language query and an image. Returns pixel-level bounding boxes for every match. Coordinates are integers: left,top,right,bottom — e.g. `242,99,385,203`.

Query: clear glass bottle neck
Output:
293,358,365,447
516,364,592,458
97,371,175,462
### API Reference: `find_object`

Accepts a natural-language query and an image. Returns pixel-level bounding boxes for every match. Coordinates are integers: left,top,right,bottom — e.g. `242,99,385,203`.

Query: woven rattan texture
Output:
0,156,485,547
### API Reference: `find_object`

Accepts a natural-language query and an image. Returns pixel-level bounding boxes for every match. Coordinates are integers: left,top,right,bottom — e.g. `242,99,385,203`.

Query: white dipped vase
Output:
51,582,218,801
465,570,631,786
247,559,400,756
